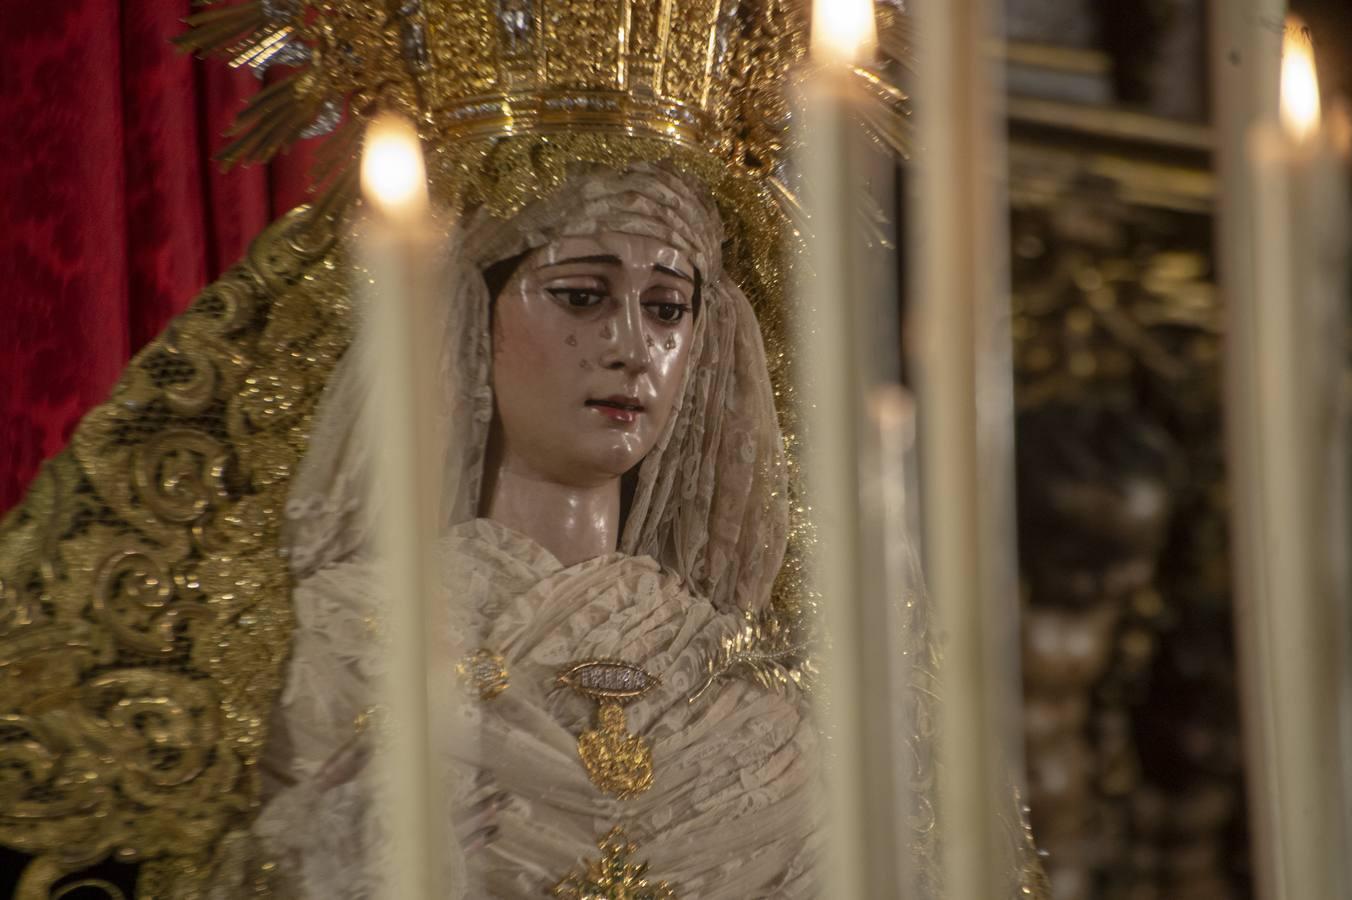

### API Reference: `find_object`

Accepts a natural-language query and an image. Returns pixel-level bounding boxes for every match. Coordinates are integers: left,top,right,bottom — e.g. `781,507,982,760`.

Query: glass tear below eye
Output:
566,334,578,346
664,336,677,350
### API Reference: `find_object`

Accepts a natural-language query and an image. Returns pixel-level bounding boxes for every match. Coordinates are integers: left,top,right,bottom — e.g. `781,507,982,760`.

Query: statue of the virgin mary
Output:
0,1,1045,897
254,158,812,898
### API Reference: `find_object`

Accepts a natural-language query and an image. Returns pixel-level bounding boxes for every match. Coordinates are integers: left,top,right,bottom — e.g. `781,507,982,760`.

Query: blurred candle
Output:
1223,15,1352,900
799,1,931,896
358,112,444,900
795,1,877,896
910,0,1021,897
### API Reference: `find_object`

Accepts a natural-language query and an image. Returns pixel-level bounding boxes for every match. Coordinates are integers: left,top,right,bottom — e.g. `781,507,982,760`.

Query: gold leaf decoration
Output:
687,611,816,704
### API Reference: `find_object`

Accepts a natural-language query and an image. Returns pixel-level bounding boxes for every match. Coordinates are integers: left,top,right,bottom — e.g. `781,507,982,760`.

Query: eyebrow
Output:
538,254,622,269
654,263,694,284
538,254,695,283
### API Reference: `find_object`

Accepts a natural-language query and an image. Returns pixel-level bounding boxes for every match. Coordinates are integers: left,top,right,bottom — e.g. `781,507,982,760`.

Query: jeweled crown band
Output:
435,91,711,147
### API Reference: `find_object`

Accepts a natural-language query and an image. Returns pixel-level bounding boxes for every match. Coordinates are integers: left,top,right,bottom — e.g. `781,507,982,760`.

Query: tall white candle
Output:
1223,16,1352,900
910,0,1020,898
800,0,957,893
357,113,445,900
796,2,891,897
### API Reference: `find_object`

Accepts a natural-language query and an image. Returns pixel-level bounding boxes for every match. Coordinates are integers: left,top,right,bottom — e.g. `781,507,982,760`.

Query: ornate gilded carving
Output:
0,207,350,898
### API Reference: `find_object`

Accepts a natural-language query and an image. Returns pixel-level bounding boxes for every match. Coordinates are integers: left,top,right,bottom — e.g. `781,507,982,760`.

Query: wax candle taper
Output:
911,1,1021,897
358,112,446,900
1220,13,1352,900
798,0,922,895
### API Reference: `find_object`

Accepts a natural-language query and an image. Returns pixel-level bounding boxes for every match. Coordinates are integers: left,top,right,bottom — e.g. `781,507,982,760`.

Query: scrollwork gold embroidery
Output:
0,207,347,898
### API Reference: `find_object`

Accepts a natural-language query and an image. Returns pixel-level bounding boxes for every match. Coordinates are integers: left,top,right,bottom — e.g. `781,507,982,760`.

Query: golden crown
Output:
178,0,911,213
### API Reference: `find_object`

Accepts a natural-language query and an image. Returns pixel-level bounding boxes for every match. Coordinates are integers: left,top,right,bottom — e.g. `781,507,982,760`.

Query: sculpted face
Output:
488,231,697,487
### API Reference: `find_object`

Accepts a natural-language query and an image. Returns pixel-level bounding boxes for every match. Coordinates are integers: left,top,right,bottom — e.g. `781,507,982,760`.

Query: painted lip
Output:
585,395,645,424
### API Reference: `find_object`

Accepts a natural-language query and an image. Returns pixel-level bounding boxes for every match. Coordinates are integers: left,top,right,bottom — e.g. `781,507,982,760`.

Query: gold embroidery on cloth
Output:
557,660,659,798
551,827,677,900
0,208,350,898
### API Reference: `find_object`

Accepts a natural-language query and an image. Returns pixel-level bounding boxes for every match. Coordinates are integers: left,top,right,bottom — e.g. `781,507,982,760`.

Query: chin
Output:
578,437,648,480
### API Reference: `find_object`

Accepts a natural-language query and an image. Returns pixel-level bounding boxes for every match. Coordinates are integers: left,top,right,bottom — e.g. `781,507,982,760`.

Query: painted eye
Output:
547,288,606,309
645,301,689,324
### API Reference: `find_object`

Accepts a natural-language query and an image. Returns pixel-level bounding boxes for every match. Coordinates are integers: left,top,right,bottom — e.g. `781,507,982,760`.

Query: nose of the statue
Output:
600,317,651,374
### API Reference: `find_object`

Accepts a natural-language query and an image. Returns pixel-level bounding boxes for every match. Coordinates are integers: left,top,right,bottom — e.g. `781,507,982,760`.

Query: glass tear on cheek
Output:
566,334,578,346
645,335,655,349
664,336,677,351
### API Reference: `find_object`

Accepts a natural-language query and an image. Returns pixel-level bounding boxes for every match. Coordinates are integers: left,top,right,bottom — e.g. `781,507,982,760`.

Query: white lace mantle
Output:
253,519,820,898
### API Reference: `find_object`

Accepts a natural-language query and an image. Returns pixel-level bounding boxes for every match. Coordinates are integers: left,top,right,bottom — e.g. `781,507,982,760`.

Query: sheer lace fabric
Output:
283,163,788,616
256,520,819,897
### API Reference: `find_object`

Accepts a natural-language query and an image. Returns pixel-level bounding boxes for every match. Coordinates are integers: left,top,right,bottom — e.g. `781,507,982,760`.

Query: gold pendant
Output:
551,827,677,900
557,660,660,798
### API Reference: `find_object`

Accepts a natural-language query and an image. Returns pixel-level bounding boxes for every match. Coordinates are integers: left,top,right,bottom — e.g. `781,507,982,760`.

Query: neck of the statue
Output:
478,466,621,567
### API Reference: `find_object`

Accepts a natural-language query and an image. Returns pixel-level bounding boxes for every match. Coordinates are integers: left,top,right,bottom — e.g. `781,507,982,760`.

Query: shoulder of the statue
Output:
0,206,352,898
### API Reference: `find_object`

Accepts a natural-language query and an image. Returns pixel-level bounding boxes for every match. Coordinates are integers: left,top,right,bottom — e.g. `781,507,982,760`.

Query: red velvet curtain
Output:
0,1,317,513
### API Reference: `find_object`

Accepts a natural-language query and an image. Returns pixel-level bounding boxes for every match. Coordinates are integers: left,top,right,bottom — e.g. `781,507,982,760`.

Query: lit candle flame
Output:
1280,17,1322,142
361,113,430,221
811,0,876,66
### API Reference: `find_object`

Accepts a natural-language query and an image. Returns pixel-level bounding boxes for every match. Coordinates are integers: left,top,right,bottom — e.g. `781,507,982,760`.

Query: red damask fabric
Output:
0,1,316,512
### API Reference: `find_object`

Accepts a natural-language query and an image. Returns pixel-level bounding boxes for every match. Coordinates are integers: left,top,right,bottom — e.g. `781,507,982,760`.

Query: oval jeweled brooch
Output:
557,659,661,798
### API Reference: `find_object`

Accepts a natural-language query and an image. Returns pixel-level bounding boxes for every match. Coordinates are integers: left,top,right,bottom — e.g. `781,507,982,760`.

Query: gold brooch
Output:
551,827,677,900
456,648,510,701
557,660,660,798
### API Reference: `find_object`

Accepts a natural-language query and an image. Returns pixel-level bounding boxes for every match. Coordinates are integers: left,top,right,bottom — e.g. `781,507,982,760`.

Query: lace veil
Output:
284,162,789,617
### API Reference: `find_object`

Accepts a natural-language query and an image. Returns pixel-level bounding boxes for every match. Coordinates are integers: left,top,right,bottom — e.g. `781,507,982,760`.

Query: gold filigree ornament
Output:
551,827,677,900
557,660,660,798
455,647,510,700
